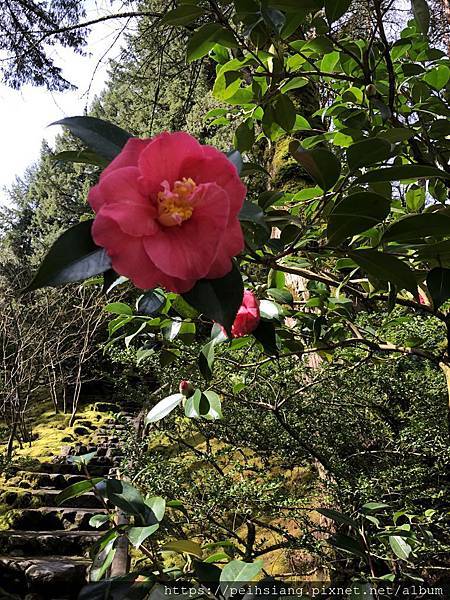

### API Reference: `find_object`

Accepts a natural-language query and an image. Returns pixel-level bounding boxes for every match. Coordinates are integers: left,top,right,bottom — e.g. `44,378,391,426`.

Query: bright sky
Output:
0,1,132,205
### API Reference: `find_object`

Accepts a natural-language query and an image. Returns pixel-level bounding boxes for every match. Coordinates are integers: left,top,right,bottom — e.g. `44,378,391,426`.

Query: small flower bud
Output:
179,380,195,398
365,84,378,98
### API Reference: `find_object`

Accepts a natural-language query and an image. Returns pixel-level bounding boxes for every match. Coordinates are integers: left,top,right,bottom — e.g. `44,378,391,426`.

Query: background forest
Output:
0,0,449,598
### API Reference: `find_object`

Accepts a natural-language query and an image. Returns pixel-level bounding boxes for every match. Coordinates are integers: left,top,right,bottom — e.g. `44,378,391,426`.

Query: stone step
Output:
0,555,89,597
38,462,111,476
4,489,104,510
12,471,87,490
0,530,101,556
8,508,109,531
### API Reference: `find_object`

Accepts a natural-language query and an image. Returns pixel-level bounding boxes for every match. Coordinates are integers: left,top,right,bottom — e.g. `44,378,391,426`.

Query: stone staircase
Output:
0,404,137,599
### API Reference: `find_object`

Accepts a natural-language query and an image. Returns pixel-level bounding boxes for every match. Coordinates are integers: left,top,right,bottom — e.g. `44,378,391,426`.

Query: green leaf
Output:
412,0,430,34
273,94,296,131
267,288,293,304
348,249,417,293
346,138,392,171
145,393,184,424
253,320,278,355
25,220,111,292
202,391,223,420
281,77,308,93
234,120,255,152
227,150,243,175
328,192,390,245
161,5,206,25
96,480,154,524
382,212,450,242
57,478,103,505
317,508,359,530
406,186,425,212
51,116,131,161
128,524,159,548
361,502,391,512
51,149,108,167
423,64,450,90
89,538,117,582
325,0,352,23
330,533,366,559
105,302,133,316
426,267,450,310
89,514,110,529
220,559,264,583
199,340,215,380
356,165,450,184
187,24,237,62
162,539,203,557
290,142,341,191
67,451,97,469
378,128,416,143
239,200,267,229
137,289,166,316
182,262,244,336
144,496,166,522
389,535,412,560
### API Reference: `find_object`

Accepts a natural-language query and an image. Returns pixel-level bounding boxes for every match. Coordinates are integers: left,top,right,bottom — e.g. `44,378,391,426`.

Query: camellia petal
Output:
206,219,244,279
138,132,203,190
99,138,151,181
181,146,246,217
96,202,158,237
143,183,229,281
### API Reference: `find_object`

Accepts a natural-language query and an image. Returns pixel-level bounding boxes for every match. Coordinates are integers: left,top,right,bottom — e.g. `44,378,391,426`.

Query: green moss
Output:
270,137,312,193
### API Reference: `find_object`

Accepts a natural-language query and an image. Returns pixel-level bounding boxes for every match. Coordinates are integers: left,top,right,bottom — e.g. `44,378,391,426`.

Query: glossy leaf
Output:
57,478,103,505
145,393,184,424
346,138,392,171
426,267,450,310
290,142,341,191
325,0,352,23
330,533,366,559
349,249,417,293
328,192,390,245
187,24,237,62
412,0,430,34
161,539,203,557
383,213,450,242
389,535,412,560
51,116,131,161
220,559,264,583
51,149,108,167
253,320,278,355
182,263,244,336
161,5,206,26
356,165,450,184
128,524,159,548
317,508,359,529
25,220,111,292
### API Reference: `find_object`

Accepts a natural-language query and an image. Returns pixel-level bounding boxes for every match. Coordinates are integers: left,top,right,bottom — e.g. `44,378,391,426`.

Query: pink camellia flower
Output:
227,290,260,338
88,132,246,293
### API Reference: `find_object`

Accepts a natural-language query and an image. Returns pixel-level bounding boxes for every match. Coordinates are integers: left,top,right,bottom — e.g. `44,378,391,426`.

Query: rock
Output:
4,491,18,505
94,402,120,413
73,426,90,436
60,436,74,442
18,481,32,489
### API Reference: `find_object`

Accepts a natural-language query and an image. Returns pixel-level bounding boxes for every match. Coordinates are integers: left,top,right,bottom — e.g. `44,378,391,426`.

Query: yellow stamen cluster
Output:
157,177,196,227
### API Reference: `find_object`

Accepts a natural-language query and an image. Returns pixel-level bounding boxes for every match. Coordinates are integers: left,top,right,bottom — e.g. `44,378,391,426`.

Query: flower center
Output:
157,178,196,227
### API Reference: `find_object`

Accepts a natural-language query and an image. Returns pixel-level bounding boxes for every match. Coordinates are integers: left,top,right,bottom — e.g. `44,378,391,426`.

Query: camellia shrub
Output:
25,0,449,595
